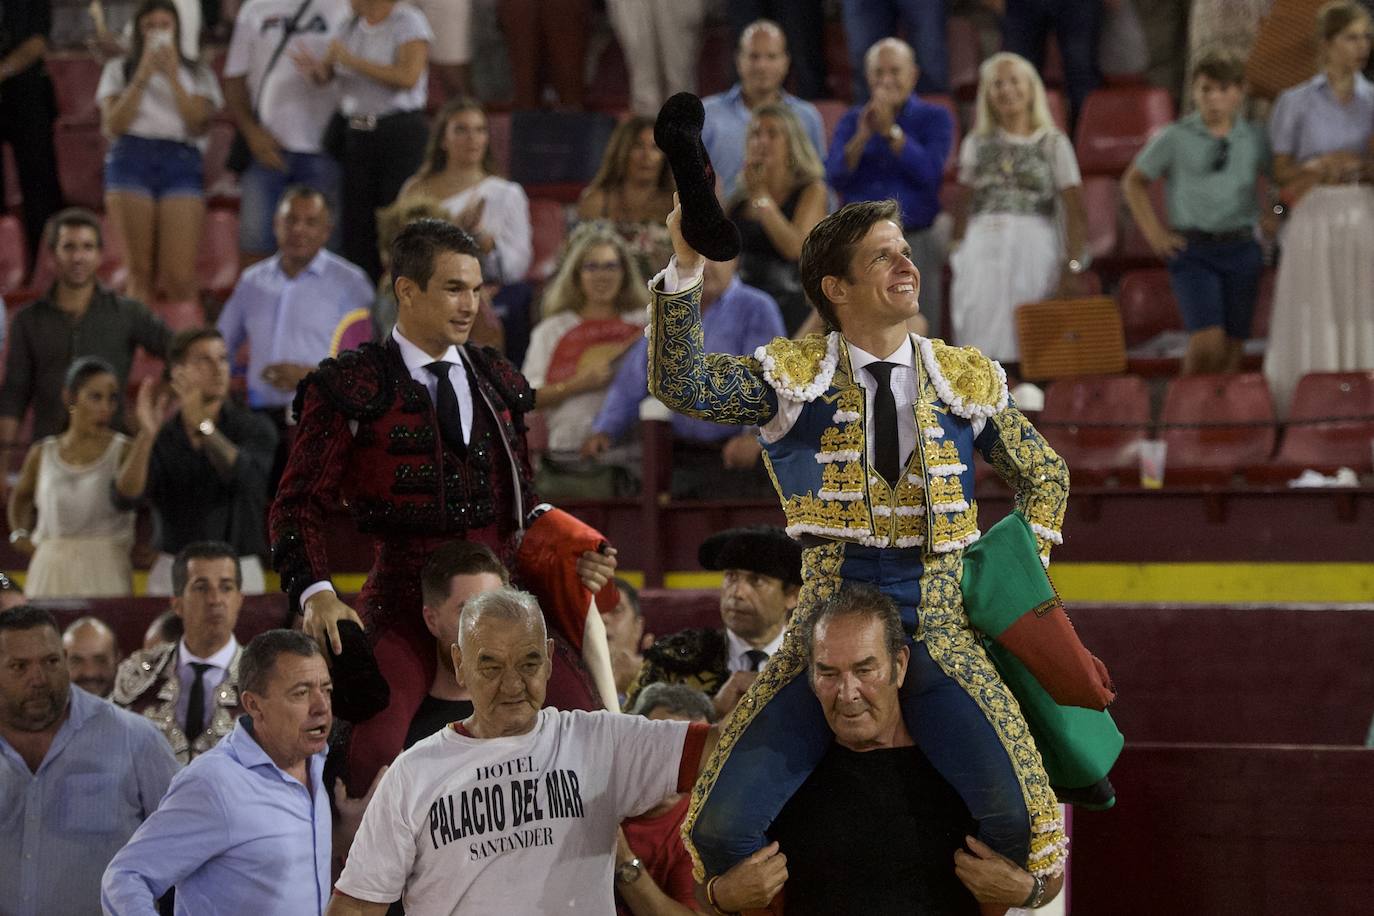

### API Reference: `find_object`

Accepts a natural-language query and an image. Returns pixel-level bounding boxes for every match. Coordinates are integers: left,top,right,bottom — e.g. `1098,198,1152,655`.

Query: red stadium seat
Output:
47,52,104,125
154,299,207,331
203,119,240,204
1117,177,1168,261
822,18,852,101
195,209,240,298
527,198,566,283
924,94,962,179
1074,86,1175,176
1046,90,1068,132
487,111,512,178
948,16,983,101
54,122,109,210
0,215,26,294
1040,374,1151,484
1081,176,1120,262
1159,373,1277,484
98,212,129,291
697,24,735,97
1117,268,1182,349
586,41,630,112
1249,372,1374,481
3,144,20,210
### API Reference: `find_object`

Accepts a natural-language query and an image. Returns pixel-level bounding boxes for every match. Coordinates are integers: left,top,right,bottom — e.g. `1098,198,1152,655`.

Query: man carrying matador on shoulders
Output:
645,94,1120,915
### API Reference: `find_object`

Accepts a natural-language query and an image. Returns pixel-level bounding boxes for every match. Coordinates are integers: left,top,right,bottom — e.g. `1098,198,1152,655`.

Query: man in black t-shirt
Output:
709,583,1064,915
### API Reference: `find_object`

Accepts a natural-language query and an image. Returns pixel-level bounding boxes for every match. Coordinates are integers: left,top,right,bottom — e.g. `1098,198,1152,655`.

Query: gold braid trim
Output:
918,551,1068,875
681,542,846,882
983,406,1069,564
646,278,776,425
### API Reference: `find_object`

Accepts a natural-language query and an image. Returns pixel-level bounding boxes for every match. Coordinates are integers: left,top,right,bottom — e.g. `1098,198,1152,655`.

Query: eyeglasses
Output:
1211,136,1230,173
580,260,624,273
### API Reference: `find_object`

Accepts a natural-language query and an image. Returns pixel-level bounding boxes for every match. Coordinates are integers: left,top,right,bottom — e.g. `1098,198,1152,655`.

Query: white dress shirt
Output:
176,636,239,732
725,627,785,673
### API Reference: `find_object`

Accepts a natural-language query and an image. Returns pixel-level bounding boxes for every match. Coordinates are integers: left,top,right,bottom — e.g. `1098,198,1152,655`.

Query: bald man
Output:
63,616,122,698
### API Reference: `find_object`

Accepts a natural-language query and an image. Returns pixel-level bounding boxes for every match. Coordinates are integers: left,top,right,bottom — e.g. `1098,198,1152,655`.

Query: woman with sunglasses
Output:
522,227,646,494
1263,0,1374,414
1123,48,1269,376
948,52,1087,365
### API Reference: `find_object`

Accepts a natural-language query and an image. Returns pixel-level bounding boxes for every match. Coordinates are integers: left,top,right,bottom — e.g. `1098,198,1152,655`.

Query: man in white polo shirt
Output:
223,0,352,262
327,587,734,915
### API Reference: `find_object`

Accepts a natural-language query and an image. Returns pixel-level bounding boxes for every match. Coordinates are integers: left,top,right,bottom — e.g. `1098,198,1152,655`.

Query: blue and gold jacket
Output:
647,277,1068,563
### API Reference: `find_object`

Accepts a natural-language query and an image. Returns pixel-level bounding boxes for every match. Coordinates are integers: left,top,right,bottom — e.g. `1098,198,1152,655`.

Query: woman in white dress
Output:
949,52,1088,363
401,96,533,286
7,358,161,598
1263,1,1374,414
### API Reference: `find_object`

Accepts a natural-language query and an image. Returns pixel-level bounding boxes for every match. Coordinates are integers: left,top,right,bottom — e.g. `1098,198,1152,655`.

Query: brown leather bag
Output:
1015,296,1128,381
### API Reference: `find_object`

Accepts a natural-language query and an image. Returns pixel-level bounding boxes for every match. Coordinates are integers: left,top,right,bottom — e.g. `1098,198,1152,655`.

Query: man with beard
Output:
0,605,178,916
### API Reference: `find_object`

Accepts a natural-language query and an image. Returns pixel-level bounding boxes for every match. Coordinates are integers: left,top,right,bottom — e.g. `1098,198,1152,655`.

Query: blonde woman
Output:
576,115,677,280
949,52,1088,363
523,227,647,456
1264,1,1374,414
726,103,829,334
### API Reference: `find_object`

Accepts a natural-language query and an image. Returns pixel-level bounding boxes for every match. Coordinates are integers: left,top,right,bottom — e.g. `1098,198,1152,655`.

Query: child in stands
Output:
1123,49,1270,376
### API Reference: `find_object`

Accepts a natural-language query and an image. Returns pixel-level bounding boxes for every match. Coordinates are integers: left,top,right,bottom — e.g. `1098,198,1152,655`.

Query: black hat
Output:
698,526,802,587
654,92,742,262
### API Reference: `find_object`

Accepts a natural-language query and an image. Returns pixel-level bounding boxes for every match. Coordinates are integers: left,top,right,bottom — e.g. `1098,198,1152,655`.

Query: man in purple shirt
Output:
102,630,335,916
581,259,785,499
825,38,953,337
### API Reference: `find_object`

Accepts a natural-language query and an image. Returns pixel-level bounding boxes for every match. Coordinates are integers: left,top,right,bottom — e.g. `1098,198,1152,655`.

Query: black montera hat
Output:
698,526,803,587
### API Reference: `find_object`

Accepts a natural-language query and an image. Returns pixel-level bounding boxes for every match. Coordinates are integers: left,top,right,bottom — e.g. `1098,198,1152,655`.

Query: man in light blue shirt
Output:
702,20,826,195
102,629,335,916
0,606,179,916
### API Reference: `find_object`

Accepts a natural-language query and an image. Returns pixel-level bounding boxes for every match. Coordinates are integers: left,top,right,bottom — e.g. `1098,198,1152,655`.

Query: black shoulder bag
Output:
226,0,317,174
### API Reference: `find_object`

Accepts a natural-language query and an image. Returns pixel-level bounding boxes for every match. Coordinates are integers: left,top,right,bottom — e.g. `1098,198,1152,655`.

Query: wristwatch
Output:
614,857,643,886
888,124,903,143
1066,258,1086,275
8,528,30,545
197,418,216,438
1022,873,1047,908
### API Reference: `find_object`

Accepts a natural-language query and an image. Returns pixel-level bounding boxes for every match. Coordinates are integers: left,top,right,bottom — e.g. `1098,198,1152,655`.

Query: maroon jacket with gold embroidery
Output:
269,338,538,614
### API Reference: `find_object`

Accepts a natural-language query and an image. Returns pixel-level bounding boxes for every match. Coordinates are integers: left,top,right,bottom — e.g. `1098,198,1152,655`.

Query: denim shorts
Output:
1167,237,1263,340
104,134,204,199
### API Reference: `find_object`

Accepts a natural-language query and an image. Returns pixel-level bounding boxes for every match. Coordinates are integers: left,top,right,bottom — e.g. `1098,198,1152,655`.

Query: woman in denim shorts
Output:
97,0,223,304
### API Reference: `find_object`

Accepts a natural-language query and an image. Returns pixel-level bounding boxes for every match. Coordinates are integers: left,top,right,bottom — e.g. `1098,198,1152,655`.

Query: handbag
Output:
1014,295,1126,381
533,454,637,501
226,0,316,174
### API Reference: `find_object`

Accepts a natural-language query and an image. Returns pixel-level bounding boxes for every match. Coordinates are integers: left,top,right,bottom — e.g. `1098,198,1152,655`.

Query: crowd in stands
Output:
0,3,1372,909
0,0,1367,583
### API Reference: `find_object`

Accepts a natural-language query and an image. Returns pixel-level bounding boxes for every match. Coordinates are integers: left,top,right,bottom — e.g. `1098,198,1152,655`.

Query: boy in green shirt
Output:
1124,49,1270,375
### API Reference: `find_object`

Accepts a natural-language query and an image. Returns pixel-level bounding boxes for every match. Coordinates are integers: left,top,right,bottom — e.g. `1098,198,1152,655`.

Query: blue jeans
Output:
1001,0,1102,130
238,151,343,255
841,0,950,100
689,545,1032,878
1167,237,1262,339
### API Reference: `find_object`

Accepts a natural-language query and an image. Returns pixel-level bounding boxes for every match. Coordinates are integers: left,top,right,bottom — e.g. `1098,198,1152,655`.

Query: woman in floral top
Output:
576,116,677,282
949,52,1088,363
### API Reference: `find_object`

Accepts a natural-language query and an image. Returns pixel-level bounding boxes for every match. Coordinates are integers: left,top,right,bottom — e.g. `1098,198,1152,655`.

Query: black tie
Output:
745,649,768,672
865,361,901,484
185,662,212,744
424,360,465,453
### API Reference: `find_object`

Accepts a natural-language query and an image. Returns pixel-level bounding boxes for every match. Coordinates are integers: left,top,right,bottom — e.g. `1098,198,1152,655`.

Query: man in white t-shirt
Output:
327,587,729,915
223,0,351,262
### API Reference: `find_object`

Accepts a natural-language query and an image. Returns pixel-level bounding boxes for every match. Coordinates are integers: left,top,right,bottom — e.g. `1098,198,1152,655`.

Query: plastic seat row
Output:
1034,371,1374,486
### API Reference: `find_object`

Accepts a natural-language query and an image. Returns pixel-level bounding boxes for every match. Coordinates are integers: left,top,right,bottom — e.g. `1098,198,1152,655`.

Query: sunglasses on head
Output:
1212,136,1230,173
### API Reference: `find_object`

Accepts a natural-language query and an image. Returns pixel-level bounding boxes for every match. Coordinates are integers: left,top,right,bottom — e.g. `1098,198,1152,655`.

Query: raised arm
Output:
975,403,1069,566
648,200,778,427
